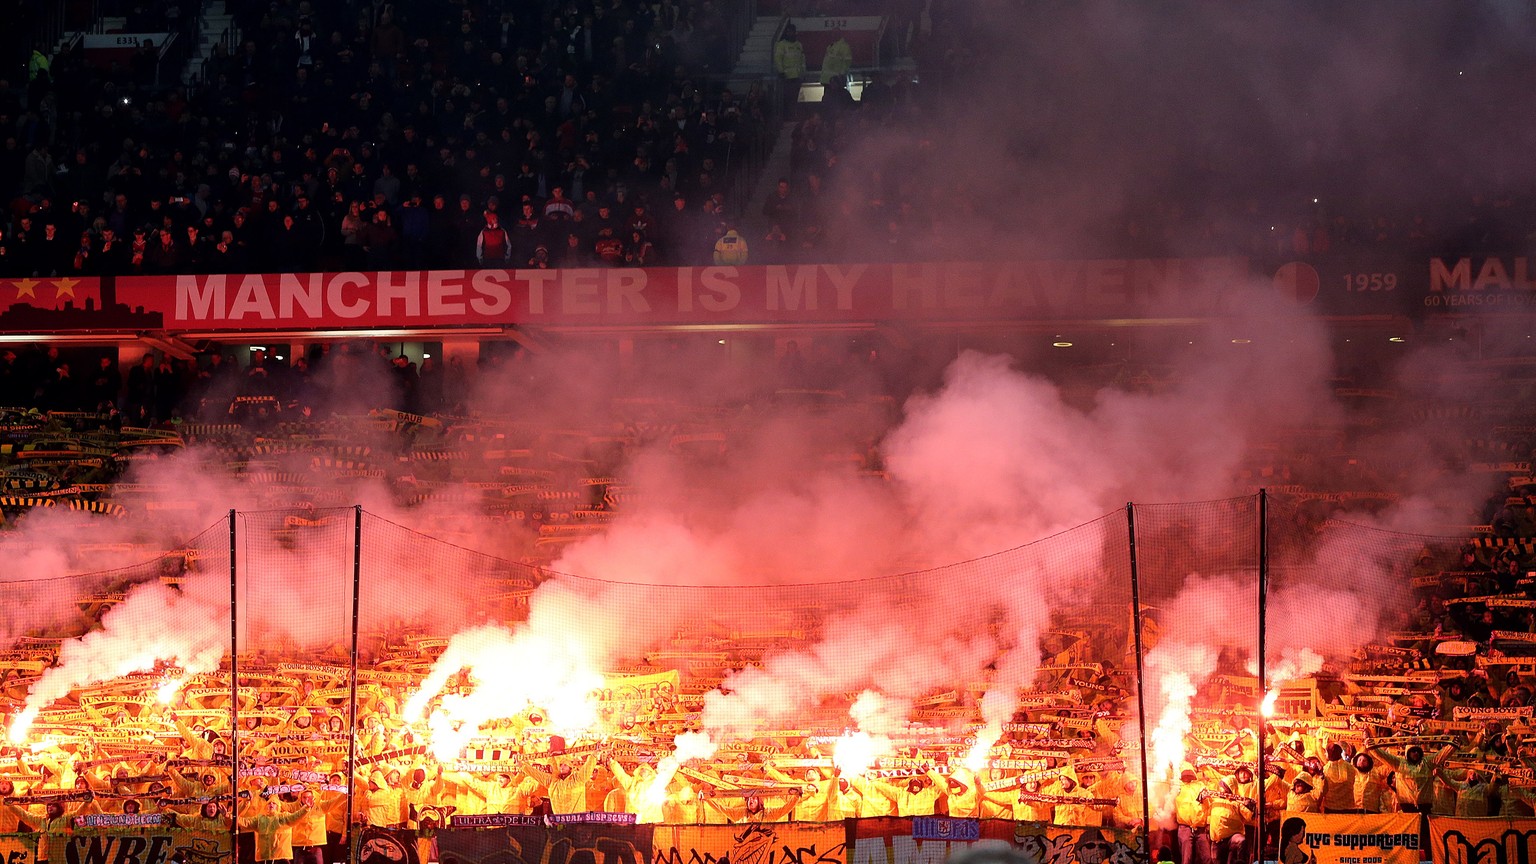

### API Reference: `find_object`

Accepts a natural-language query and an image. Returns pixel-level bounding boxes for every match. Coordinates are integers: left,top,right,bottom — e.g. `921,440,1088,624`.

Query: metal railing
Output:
191,10,239,88
33,1,67,54
720,0,761,70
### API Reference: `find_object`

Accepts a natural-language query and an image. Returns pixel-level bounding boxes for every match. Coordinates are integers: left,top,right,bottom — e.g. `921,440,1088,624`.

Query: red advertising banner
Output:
0,276,103,325
111,260,1250,330
0,255,1529,336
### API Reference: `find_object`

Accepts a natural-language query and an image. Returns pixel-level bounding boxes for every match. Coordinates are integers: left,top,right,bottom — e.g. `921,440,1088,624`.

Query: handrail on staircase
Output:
192,23,238,88
724,0,760,64
33,0,68,54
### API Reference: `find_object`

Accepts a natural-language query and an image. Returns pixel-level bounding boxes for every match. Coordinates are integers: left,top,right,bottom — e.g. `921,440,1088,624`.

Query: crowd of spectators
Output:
0,0,778,276
0,333,911,430
0,341,469,423
0,0,1528,275
0,331,1532,864
0,376,1531,862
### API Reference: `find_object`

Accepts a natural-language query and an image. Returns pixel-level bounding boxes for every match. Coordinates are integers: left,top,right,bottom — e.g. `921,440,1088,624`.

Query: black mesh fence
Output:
234,508,359,861
0,516,237,856
1132,498,1261,863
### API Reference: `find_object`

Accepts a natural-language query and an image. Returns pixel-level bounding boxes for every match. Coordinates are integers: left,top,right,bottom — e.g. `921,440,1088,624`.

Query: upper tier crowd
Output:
0,0,777,274
0,0,1525,276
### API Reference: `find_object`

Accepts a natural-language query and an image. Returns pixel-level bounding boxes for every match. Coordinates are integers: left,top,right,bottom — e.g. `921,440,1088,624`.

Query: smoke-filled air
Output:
2,0,1531,839
0,274,1500,836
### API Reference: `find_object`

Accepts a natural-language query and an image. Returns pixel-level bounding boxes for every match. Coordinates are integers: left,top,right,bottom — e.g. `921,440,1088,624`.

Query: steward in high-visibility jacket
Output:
713,230,749,265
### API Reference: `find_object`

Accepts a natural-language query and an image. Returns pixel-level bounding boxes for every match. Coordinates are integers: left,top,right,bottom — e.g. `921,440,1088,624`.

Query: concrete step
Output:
740,121,800,244
732,16,786,77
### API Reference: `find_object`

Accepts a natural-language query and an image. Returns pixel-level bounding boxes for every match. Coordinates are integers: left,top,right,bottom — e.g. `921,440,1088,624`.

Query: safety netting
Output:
0,492,1479,864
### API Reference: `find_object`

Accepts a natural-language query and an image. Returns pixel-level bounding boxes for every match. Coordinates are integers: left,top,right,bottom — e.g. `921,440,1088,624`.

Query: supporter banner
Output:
0,837,31,864
911,818,981,842
45,830,232,864
1428,816,1536,864
652,824,842,864
111,261,1250,329
1010,824,1145,864
849,817,1007,864
1453,706,1534,720
438,823,653,864
1277,812,1422,864
356,828,420,864
847,818,1142,864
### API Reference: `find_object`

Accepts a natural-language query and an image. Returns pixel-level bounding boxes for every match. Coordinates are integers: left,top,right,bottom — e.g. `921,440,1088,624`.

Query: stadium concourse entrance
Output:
0,494,1452,864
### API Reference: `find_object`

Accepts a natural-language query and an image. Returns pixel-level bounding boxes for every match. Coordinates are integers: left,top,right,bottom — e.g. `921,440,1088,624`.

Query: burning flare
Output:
1260,688,1278,718
1149,671,1196,778
405,623,605,761
965,723,1002,773
831,730,892,779
157,672,188,704
7,708,38,745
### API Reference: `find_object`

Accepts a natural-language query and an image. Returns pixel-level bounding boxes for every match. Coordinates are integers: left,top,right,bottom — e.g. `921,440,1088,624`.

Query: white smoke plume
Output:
10,574,229,740
641,730,718,811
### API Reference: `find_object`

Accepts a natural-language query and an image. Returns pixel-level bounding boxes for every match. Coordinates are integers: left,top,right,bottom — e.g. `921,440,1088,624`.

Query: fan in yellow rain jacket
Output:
762,764,835,822
242,798,309,864
290,789,340,864
359,770,405,827
1206,773,1255,864
400,768,440,826
168,800,229,834
700,789,798,824
1173,769,1211,864
985,776,1054,823
1054,772,1110,828
460,770,538,815
1319,745,1356,812
524,753,597,815
3,797,87,864
1432,765,1492,818
175,718,220,760
890,770,947,817
607,759,665,824
942,768,981,818
1363,742,1448,813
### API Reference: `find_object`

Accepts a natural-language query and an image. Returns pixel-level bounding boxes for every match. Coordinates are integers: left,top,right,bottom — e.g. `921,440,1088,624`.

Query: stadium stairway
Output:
180,0,235,87
741,121,799,246
732,15,784,77
725,13,797,241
